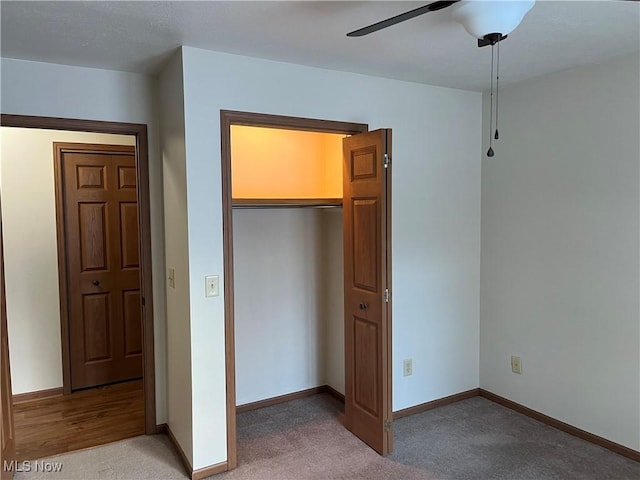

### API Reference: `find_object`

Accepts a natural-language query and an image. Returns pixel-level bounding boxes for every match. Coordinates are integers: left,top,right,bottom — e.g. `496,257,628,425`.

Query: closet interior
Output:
231,125,346,409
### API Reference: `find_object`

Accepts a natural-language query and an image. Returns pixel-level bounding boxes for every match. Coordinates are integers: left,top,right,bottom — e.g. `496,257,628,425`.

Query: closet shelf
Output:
232,198,342,209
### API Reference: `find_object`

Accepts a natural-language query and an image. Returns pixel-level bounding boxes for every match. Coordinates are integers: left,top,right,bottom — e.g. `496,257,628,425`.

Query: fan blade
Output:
346,1,460,37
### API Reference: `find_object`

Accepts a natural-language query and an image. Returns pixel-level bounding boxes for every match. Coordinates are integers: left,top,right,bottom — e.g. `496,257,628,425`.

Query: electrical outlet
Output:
168,268,175,289
403,358,413,376
511,355,522,374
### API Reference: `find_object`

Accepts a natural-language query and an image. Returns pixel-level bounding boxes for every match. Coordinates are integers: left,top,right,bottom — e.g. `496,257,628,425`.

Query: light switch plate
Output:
205,275,219,297
403,358,412,376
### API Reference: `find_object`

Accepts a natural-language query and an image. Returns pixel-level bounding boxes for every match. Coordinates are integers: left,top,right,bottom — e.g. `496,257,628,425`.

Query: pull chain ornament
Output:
487,42,495,157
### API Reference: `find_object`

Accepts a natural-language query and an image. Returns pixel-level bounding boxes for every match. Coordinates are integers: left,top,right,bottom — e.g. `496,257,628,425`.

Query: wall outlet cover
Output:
511,355,522,374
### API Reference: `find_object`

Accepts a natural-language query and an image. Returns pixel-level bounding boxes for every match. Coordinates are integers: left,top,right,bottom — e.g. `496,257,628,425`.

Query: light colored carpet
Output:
13,434,187,480
13,394,640,480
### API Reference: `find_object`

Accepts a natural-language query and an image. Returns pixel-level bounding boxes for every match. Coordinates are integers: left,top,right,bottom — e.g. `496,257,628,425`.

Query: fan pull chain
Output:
487,43,495,157
494,41,500,140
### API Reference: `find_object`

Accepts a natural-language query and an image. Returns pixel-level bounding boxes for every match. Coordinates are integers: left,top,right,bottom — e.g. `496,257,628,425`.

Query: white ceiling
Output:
1,1,639,91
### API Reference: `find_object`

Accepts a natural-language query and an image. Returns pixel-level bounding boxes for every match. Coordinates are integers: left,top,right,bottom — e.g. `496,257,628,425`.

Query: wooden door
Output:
1,207,16,479
342,129,393,455
55,144,142,391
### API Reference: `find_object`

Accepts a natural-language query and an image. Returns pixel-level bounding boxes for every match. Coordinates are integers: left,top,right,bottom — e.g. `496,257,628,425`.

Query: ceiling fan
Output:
347,0,535,48
347,1,538,157
347,0,638,156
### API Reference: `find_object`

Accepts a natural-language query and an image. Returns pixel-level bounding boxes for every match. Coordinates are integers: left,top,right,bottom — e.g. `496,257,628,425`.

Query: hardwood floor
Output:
13,379,144,461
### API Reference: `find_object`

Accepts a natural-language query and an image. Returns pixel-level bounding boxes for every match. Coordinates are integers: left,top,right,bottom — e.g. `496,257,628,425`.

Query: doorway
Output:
0,115,156,469
231,126,346,413
221,110,393,470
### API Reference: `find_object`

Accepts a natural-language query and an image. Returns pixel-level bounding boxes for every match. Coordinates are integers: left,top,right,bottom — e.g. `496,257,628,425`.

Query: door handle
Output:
359,303,367,310
92,280,100,287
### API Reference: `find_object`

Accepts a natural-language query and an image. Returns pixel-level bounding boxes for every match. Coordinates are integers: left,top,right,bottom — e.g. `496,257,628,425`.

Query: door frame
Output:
0,114,156,434
53,142,139,394
1,201,16,480
220,110,369,469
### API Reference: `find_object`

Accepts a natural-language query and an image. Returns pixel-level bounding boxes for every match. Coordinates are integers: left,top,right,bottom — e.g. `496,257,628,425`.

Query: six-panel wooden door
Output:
342,129,393,455
56,143,142,391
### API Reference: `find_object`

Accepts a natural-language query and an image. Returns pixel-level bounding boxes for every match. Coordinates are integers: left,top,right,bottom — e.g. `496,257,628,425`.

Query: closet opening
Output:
221,111,393,470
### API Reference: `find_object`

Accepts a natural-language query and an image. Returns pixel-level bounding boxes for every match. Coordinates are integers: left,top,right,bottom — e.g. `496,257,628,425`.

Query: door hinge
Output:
384,419,392,431
383,153,390,169
141,297,145,307
384,288,390,303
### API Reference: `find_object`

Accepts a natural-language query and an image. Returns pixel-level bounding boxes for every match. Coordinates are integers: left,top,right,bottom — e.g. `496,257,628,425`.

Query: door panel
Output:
352,198,379,291
343,129,392,455
82,293,111,362
120,203,140,269
117,166,137,189
351,148,377,180
1,207,16,479
76,165,106,189
78,203,108,271
353,317,379,416
57,145,142,390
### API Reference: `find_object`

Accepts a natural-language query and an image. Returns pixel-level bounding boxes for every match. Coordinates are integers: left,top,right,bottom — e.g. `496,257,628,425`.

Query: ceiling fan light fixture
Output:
451,0,535,39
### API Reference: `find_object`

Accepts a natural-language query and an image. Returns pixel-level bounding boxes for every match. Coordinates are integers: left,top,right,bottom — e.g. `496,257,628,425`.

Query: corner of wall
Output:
479,54,640,450
158,47,194,464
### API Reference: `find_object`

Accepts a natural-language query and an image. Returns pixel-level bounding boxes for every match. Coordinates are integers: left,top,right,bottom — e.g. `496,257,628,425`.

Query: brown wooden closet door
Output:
342,129,393,455
1,208,16,479
60,145,142,390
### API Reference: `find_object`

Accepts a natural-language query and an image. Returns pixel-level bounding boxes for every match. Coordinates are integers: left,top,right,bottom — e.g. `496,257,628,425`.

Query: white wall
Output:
1,57,167,423
234,208,345,405
320,209,345,395
157,50,193,464
175,46,481,469
0,128,134,395
480,53,640,451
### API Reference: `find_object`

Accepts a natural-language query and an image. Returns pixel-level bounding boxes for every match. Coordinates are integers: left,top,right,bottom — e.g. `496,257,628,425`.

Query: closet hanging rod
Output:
232,198,343,209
